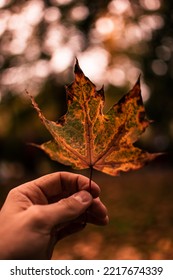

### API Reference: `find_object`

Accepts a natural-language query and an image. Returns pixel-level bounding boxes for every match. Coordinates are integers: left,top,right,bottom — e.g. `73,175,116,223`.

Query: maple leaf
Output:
27,59,158,176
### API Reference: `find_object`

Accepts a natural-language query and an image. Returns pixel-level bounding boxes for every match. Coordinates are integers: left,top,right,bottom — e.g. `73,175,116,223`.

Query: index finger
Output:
22,172,100,200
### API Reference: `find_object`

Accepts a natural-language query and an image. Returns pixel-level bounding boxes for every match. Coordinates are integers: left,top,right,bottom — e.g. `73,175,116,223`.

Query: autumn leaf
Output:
27,59,158,176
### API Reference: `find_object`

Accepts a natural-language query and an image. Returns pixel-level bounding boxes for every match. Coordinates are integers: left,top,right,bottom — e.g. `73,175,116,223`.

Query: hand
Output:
0,172,108,259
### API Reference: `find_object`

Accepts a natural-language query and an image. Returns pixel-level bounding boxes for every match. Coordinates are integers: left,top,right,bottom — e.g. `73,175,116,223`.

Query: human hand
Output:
0,172,108,259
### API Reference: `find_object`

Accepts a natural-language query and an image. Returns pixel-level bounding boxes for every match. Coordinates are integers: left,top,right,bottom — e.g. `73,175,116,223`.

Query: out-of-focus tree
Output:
0,0,172,184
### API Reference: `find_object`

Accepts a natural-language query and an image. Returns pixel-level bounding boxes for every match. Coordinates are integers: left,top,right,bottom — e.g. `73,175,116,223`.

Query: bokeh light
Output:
0,0,166,98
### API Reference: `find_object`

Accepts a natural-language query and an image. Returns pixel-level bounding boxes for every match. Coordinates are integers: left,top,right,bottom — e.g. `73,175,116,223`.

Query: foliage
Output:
28,59,158,176
0,0,173,181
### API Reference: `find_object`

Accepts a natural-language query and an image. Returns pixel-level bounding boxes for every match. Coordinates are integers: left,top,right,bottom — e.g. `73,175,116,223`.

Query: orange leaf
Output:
28,59,159,176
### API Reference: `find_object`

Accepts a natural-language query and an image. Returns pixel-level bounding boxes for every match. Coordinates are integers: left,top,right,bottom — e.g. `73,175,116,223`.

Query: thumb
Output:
37,190,93,227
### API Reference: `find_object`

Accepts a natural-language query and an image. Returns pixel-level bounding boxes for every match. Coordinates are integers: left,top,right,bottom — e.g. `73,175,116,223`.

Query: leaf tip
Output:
136,74,141,86
25,89,47,124
74,58,83,76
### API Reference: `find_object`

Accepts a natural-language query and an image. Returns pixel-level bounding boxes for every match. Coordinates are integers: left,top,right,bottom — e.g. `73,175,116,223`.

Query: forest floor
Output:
52,162,173,260
1,160,173,260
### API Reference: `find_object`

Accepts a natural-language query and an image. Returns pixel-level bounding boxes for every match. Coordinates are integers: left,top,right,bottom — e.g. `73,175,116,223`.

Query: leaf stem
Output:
89,165,93,193
82,166,93,227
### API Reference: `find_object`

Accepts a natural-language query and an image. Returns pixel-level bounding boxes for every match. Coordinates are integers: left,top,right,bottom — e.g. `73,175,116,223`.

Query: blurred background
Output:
0,0,173,259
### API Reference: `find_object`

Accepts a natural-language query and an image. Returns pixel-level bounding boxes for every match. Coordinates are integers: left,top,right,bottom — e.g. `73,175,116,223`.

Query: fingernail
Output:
73,191,92,203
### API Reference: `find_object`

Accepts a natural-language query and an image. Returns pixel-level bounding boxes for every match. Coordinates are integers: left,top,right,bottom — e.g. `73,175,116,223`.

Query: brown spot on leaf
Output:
138,111,145,122
57,115,66,125
28,59,160,176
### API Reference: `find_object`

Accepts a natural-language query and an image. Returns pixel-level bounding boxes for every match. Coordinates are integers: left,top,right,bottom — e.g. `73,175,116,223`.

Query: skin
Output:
0,172,108,260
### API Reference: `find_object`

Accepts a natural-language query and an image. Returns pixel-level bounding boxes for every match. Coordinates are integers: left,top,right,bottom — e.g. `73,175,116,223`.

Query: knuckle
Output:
7,188,20,200
7,188,15,199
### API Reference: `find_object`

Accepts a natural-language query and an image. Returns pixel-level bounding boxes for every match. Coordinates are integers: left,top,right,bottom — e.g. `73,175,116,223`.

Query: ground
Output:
52,161,173,260
1,159,173,260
